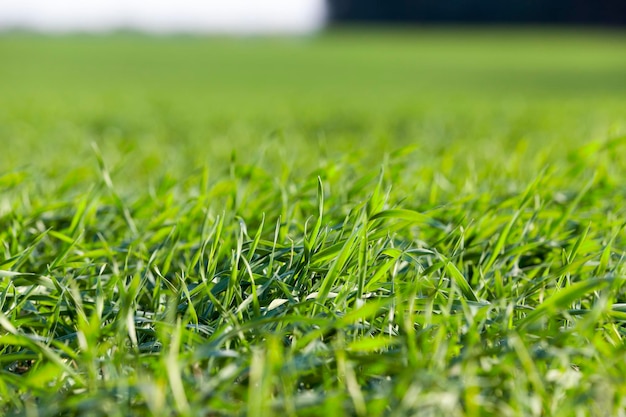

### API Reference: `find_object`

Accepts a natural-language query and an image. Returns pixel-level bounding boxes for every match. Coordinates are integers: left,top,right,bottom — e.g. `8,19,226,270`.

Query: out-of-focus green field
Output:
1,29,626,416
2,29,625,176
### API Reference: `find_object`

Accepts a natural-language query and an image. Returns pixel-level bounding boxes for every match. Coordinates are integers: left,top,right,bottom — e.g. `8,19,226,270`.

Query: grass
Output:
1,27,626,416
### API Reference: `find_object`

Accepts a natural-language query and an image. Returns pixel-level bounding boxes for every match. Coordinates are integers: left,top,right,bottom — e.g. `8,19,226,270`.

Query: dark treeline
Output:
327,0,626,26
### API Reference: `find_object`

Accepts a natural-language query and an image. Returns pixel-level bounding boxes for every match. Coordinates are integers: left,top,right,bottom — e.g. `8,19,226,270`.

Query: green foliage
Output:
0,29,625,416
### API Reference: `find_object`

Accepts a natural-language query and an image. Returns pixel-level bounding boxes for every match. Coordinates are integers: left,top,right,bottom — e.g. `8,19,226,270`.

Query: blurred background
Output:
1,0,626,32
330,0,626,26
0,0,326,34
1,0,625,182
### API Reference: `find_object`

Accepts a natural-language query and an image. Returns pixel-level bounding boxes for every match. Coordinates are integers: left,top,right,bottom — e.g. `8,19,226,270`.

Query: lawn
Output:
1,28,626,416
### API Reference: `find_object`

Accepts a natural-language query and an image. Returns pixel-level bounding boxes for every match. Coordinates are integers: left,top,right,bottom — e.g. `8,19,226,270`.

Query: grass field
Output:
1,28,626,416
